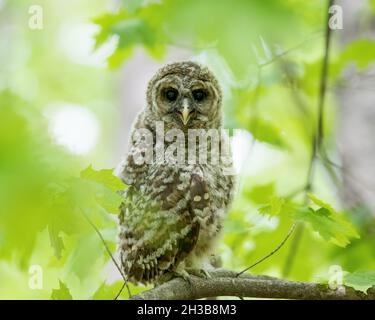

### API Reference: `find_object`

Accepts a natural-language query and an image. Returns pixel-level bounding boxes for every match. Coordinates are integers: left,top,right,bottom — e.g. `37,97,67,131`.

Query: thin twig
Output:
282,222,304,277
81,211,132,299
248,67,263,151
306,134,317,195
258,30,323,69
236,223,297,277
114,282,127,300
316,0,334,150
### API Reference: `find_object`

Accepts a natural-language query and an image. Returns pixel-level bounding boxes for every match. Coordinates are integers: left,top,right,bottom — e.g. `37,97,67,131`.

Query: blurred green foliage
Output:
51,281,73,300
0,0,375,299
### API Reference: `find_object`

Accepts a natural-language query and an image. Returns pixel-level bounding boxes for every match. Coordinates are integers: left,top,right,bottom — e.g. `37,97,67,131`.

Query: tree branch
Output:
130,269,375,300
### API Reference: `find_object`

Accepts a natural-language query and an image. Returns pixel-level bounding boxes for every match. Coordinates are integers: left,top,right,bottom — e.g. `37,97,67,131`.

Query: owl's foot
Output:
185,268,212,279
156,268,210,287
155,269,192,286
155,272,174,285
172,269,193,285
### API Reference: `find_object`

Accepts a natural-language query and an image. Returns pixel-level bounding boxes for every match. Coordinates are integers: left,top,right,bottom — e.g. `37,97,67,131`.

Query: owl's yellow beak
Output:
181,107,190,125
180,99,193,125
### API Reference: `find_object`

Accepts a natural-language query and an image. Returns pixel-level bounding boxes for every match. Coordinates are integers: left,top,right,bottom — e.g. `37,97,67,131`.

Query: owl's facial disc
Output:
148,62,222,128
153,74,219,128
162,86,198,126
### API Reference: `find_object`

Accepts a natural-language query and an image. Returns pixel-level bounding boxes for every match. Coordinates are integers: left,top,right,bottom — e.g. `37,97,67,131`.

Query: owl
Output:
118,61,234,285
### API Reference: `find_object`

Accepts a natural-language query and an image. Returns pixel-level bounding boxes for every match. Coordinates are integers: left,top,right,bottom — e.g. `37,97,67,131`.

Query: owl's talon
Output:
155,270,192,286
173,270,193,285
186,268,212,279
201,269,212,279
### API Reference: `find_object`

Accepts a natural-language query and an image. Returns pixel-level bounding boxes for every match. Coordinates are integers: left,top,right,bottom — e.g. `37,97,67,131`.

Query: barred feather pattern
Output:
118,61,234,284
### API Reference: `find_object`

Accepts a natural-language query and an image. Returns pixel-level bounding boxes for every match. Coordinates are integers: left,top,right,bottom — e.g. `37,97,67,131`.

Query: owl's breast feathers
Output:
119,162,232,284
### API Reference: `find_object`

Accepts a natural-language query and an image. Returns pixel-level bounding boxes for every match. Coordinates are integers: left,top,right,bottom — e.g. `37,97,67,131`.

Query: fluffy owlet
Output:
118,61,234,284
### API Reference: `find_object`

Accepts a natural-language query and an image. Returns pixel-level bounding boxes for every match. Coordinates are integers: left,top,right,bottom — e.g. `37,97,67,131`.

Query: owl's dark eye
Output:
164,88,179,102
192,89,207,102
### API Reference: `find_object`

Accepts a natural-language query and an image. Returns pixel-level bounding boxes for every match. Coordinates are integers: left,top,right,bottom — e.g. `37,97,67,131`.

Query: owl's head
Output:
147,61,222,129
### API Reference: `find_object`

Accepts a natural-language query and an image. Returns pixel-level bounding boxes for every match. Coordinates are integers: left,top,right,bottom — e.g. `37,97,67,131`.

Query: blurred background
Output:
0,0,374,299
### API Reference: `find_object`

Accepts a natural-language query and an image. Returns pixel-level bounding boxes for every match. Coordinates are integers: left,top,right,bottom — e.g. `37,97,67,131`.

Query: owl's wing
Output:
118,112,152,188
119,165,203,284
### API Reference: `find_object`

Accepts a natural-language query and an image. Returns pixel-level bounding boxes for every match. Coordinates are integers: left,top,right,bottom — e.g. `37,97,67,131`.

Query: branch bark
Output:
130,269,375,300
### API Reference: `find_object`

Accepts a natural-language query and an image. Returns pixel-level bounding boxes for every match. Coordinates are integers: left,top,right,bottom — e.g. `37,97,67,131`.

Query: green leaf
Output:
92,280,149,300
295,194,360,247
48,223,65,260
92,281,127,300
246,183,275,204
92,6,166,68
108,47,134,69
83,180,123,214
79,166,125,214
224,219,254,234
122,0,148,13
51,280,73,300
259,197,285,216
80,165,125,191
332,39,375,78
344,270,375,294
93,11,128,49
248,118,287,148
45,166,123,260
258,196,297,217
307,193,334,211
